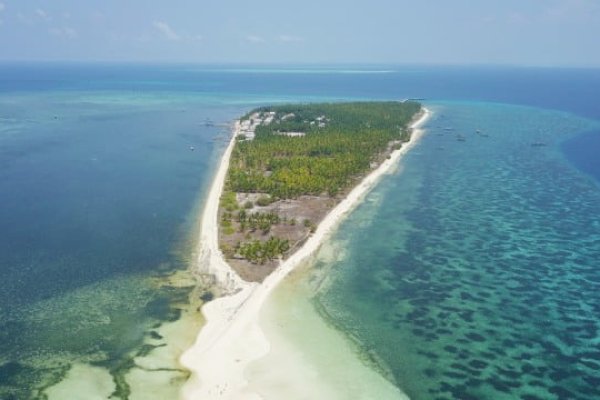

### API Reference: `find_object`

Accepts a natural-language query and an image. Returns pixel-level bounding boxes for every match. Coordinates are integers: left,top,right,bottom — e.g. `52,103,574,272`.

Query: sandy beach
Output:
180,108,431,400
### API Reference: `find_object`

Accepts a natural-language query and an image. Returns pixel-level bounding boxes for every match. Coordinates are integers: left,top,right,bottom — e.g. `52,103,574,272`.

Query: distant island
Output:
217,101,422,281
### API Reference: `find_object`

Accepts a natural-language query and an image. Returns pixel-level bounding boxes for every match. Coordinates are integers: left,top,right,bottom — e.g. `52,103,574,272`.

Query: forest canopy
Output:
228,101,421,199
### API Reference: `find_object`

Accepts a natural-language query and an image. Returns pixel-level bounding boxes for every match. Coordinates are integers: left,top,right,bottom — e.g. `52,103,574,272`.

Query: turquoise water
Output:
0,90,242,398
0,66,350,398
311,102,600,399
2,64,600,399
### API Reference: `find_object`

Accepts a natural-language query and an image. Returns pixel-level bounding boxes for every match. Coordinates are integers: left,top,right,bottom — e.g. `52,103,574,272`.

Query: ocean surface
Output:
1,63,599,399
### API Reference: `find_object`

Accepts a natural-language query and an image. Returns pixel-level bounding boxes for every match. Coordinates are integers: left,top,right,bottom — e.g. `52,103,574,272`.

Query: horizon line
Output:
1,60,600,70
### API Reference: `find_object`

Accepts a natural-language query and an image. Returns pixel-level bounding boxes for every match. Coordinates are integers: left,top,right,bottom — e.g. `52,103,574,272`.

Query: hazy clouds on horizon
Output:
0,0,599,66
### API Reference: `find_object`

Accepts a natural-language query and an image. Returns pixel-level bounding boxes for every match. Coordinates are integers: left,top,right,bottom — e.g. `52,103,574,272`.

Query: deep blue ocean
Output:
1,63,599,399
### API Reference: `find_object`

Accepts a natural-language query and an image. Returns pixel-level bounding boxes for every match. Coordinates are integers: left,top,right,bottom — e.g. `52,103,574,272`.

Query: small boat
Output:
531,142,547,147
189,146,195,151
456,134,466,142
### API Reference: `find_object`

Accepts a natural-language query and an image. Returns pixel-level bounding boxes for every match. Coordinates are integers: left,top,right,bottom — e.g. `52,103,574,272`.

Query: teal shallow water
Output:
0,88,344,398
2,64,600,399
0,67,350,398
310,102,600,399
0,90,243,398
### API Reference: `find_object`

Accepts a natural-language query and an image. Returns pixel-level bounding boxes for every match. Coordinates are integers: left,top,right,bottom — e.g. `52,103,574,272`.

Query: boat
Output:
531,142,547,147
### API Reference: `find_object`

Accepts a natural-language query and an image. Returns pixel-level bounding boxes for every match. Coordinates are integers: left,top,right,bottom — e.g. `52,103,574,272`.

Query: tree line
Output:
227,101,421,199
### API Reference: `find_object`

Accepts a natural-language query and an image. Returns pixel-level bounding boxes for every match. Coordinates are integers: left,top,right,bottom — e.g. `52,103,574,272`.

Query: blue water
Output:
1,63,600,399
313,103,600,399
562,130,600,186
0,84,245,397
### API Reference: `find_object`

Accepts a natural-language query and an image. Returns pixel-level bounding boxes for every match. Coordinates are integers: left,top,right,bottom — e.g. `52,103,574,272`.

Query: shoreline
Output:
180,107,431,399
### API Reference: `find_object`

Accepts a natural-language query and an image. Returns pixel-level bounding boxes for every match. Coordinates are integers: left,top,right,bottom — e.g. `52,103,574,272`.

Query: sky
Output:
0,0,599,66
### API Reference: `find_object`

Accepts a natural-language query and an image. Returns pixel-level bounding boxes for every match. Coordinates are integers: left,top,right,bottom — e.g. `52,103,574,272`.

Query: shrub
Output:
200,291,214,302
221,191,239,212
256,195,273,207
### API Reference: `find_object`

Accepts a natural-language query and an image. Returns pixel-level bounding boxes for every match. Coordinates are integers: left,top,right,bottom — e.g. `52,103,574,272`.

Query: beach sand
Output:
246,258,409,400
180,108,431,400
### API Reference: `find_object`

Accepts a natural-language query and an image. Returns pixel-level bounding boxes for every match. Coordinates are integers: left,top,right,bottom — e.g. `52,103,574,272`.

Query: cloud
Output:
49,26,77,39
246,35,265,43
153,21,180,40
35,8,51,21
543,0,600,21
278,35,304,43
0,3,5,13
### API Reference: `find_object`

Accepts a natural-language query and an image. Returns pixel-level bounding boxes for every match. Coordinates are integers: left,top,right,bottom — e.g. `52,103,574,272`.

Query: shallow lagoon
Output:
2,65,600,399
0,89,240,398
307,102,600,399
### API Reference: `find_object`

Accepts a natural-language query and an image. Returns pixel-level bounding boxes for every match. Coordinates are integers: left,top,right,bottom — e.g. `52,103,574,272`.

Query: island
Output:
218,101,423,281
180,101,430,400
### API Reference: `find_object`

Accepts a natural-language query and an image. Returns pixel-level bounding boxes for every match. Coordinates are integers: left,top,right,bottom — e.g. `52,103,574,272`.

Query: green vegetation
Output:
255,195,274,206
228,101,421,198
303,218,316,233
222,101,421,266
238,237,290,264
237,210,280,234
220,191,239,212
